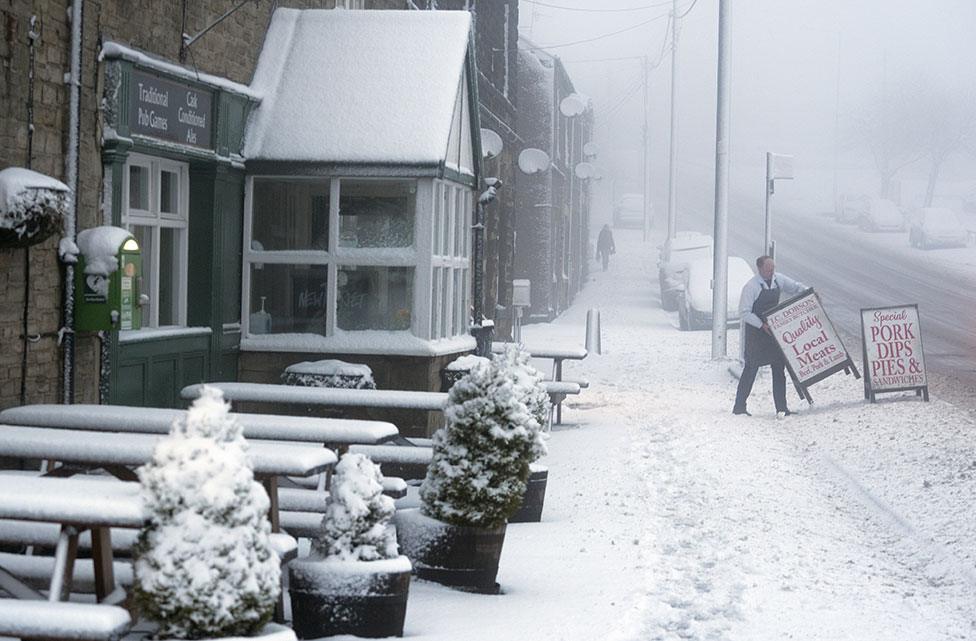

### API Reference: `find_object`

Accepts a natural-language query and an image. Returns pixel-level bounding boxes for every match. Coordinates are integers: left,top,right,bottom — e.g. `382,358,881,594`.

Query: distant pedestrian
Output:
596,224,616,271
732,255,807,418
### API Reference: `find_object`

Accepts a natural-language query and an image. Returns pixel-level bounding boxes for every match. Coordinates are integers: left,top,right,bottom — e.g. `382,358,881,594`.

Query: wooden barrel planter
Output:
288,556,411,639
509,463,548,523
395,508,505,594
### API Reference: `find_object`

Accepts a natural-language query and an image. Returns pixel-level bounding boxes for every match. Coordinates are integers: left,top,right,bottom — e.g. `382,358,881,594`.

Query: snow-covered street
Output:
400,229,976,641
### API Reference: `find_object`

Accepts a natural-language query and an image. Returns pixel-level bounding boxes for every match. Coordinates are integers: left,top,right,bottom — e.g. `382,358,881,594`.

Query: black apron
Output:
743,282,782,367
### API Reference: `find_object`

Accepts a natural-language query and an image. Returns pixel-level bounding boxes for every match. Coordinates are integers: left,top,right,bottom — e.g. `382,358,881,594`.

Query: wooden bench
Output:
0,599,131,641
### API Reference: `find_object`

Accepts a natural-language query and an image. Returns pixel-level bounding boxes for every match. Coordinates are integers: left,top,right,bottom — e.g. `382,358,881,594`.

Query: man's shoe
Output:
732,408,751,416
776,410,794,419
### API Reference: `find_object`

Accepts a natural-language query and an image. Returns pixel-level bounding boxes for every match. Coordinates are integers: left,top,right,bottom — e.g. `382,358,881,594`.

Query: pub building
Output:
237,9,482,436
96,10,482,436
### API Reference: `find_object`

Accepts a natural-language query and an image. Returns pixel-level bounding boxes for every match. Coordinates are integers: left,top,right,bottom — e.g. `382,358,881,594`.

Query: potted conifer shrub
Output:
395,347,546,593
134,386,291,641
288,452,411,639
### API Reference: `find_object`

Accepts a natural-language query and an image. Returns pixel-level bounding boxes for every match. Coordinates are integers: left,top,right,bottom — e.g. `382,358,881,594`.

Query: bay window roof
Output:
244,9,479,176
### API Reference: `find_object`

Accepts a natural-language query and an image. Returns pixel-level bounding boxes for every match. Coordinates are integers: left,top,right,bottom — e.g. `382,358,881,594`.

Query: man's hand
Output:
761,322,772,335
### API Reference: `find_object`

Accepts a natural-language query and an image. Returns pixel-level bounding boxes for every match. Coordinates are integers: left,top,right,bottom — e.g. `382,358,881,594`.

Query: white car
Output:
857,197,905,232
908,207,968,249
658,232,712,311
677,256,754,331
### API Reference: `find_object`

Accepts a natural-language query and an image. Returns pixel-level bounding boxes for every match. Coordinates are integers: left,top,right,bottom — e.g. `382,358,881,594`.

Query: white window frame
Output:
121,153,189,328
244,176,445,339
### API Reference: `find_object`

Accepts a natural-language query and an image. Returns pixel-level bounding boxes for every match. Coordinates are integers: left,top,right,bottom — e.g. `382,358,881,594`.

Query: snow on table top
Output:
0,475,143,527
244,9,471,164
182,382,449,411
284,359,374,378
492,341,588,360
0,404,398,445
348,444,433,465
0,167,69,213
0,425,336,477
0,599,131,639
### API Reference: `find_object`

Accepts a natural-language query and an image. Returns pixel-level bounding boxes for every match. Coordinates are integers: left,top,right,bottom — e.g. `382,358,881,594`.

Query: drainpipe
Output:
62,0,84,404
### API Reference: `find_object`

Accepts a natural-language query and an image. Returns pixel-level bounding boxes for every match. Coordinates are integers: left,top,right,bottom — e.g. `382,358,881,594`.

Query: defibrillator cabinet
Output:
74,226,143,331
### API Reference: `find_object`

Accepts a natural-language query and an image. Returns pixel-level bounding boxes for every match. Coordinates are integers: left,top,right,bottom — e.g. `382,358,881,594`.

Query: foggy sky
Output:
521,0,976,220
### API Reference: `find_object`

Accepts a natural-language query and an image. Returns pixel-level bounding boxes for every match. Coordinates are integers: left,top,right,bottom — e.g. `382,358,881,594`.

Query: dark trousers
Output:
733,360,788,413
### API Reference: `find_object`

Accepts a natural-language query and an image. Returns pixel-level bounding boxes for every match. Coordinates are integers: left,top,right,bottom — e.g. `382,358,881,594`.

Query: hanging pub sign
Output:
860,304,928,402
128,70,213,149
764,288,860,403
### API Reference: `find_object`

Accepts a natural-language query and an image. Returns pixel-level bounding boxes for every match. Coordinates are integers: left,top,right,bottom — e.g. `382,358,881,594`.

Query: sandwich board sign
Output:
860,304,928,402
764,288,860,403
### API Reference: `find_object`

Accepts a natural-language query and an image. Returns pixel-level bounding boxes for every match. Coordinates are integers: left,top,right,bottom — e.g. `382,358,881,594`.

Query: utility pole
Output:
711,0,731,359
666,0,679,241
642,55,650,241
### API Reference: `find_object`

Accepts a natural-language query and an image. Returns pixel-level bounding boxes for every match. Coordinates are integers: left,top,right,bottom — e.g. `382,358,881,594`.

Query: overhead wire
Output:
525,6,676,51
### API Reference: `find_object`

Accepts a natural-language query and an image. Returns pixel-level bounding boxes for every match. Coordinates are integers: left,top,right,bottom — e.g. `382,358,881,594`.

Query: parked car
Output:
908,207,968,249
835,193,868,224
613,193,645,229
677,256,754,331
658,232,712,311
857,197,905,232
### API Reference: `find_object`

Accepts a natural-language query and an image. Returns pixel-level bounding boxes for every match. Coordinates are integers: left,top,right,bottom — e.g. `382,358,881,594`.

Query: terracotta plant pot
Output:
509,463,548,523
394,508,506,594
288,556,411,639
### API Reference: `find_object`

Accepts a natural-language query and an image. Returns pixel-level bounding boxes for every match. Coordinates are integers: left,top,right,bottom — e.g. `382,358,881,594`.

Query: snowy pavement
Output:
394,229,976,641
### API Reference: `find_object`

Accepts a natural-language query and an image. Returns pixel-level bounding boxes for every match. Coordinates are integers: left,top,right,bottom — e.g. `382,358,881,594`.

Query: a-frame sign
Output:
764,288,860,404
859,304,929,402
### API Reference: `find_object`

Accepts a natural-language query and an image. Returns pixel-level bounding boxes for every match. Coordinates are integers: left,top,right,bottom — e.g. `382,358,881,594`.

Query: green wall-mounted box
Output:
75,226,143,331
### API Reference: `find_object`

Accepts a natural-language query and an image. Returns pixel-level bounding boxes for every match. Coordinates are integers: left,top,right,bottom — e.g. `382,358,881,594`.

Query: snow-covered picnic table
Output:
0,475,141,605
0,425,335,532
0,403,399,447
181,380,581,427
492,341,589,423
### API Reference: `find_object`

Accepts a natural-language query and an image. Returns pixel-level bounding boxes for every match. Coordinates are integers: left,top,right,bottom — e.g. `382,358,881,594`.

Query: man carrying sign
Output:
732,255,807,417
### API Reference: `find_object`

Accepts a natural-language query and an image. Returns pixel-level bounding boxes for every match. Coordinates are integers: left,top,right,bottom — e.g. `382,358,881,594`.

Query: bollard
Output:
585,308,602,355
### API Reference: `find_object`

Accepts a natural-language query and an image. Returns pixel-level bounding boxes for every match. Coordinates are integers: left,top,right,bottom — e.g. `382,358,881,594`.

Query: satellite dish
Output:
583,142,599,157
559,93,588,117
517,148,551,175
480,128,503,159
574,162,596,179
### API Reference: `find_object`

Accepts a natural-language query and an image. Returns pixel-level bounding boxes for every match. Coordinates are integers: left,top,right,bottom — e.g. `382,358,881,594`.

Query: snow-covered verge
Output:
385,228,976,640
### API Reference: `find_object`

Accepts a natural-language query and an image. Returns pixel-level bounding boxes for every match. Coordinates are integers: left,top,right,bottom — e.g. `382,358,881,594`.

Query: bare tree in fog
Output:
914,83,976,207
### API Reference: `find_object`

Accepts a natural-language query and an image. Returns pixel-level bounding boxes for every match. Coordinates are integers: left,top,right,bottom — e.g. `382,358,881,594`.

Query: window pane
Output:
158,227,181,325
453,270,463,335
130,225,153,323
129,165,150,211
440,268,450,338
249,264,328,335
252,179,330,251
455,190,465,258
337,266,413,331
160,169,179,215
431,268,441,338
441,185,451,255
339,180,416,248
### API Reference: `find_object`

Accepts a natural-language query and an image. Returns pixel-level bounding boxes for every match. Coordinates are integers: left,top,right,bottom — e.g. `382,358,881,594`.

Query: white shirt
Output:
738,273,806,329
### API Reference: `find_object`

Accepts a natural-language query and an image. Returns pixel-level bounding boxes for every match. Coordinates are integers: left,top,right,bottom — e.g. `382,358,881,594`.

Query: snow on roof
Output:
100,41,261,100
76,226,133,276
244,9,472,165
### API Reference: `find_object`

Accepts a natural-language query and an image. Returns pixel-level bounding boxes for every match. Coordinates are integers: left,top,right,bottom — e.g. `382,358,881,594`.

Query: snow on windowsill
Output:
119,326,213,344
241,331,476,357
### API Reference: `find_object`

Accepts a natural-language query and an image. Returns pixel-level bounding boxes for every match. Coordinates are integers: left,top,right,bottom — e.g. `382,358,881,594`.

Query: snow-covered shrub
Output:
134,386,281,639
420,347,547,528
312,452,398,562
498,345,551,450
